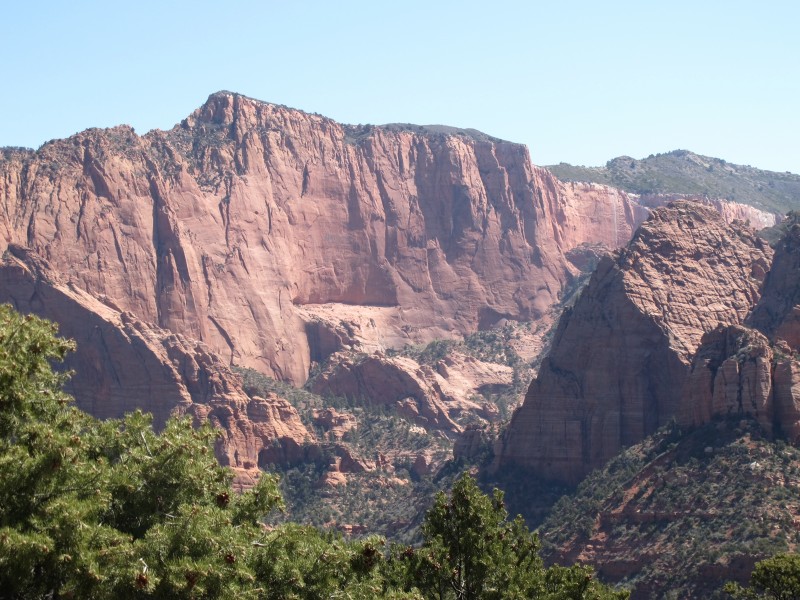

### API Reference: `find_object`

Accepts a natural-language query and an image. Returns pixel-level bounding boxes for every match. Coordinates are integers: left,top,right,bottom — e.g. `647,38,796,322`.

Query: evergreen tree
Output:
726,554,800,599
385,473,628,599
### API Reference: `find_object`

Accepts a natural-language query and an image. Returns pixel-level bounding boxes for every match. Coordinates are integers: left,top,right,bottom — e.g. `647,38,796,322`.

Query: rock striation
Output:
0,92,592,385
3,93,788,490
637,193,779,230
0,244,313,475
0,93,770,390
748,223,800,349
494,202,776,484
555,181,650,261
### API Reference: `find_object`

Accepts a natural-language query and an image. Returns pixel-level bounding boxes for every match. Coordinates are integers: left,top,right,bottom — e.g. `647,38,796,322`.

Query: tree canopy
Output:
726,554,800,600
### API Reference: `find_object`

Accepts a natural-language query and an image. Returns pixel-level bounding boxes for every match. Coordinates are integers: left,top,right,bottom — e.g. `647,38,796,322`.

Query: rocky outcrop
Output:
309,350,511,434
0,244,313,474
638,193,779,230
0,92,589,385
453,425,491,460
309,353,461,433
684,326,773,429
494,202,774,484
682,325,800,440
312,407,358,441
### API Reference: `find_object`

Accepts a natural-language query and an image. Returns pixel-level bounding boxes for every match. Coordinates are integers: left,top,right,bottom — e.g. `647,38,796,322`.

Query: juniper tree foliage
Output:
0,305,286,598
384,473,629,600
0,306,415,599
726,554,800,600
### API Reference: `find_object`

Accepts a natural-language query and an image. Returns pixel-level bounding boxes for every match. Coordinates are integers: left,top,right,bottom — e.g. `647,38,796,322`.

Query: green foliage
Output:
391,323,534,421
236,365,453,540
726,554,800,599
385,473,628,599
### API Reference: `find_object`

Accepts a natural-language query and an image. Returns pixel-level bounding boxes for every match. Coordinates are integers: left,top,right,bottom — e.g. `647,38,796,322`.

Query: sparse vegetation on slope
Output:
391,323,536,420
234,320,548,541
235,366,454,541
538,419,800,599
548,150,800,214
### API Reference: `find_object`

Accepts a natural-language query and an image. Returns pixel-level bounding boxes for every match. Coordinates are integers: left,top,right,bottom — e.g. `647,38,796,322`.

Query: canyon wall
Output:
494,202,779,484
1,92,760,389
638,193,779,230
2,93,786,482
1,92,612,385
0,245,312,475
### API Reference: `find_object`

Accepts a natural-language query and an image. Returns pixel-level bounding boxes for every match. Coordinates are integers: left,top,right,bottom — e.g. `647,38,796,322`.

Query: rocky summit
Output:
493,201,789,485
1,91,578,385
0,91,665,464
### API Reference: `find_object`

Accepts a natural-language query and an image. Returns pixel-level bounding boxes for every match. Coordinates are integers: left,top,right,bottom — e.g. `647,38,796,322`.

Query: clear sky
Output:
2,0,798,173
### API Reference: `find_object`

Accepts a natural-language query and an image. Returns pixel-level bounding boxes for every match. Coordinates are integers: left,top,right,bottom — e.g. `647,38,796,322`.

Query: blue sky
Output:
2,0,798,172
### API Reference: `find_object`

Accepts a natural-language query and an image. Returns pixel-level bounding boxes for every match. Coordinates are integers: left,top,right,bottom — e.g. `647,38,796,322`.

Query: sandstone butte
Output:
494,201,800,485
0,91,781,478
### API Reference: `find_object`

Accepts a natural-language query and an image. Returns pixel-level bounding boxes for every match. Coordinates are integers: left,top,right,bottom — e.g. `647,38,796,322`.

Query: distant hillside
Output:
538,419,800,599
548,150,800,214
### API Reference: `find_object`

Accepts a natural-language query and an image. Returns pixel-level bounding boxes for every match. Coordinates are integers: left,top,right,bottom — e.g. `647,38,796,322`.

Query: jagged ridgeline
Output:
0,90,692,490
492,202,800,485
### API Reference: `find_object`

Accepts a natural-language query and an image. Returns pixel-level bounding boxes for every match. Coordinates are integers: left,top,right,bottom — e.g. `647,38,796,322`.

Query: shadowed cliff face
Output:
748,224,800,348
2,92,621,384
494,202,776,484
0,245,313,477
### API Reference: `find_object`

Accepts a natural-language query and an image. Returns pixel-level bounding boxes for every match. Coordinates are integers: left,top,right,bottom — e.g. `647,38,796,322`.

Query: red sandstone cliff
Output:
494,202,776,484
637,193,779,230
0,92,764,391
0,92,595,385
0,244,313,474
748,223,800,348
555,181,651,258
3,93,786,490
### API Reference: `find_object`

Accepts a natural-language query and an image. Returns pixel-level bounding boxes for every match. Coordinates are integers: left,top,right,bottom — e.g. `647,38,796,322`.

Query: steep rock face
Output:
0,92,584,384
683,326,800,444
749,224,800,348
554,181,650,259
0,245,312,472
494,202,773,484
773,355,800,444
